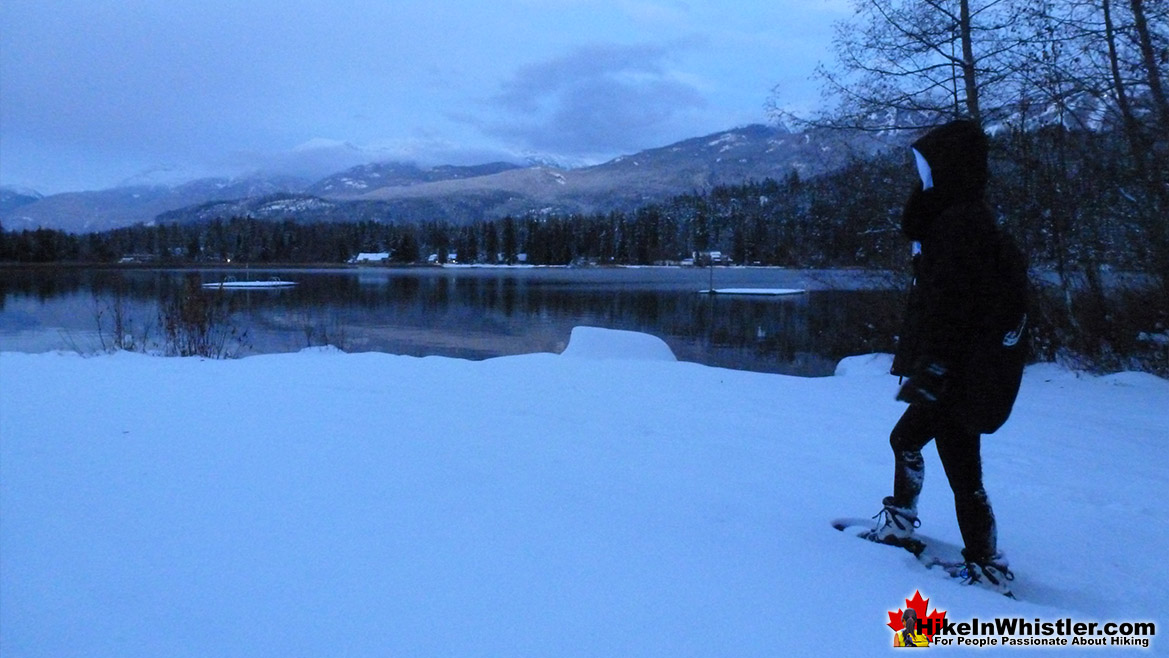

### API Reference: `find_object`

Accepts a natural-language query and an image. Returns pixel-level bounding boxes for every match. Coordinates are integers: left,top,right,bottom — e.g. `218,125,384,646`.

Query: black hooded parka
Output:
891,120,1021,434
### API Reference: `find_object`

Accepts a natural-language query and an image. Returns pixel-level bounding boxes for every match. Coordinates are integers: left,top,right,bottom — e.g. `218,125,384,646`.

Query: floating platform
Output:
697,288,806,296
201,278,298,290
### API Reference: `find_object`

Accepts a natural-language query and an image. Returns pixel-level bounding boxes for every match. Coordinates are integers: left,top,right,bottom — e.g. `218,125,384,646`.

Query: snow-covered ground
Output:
2,327,1166,656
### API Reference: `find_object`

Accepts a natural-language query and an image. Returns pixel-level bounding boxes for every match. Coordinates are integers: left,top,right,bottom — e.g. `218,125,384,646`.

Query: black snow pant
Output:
889,402,998,563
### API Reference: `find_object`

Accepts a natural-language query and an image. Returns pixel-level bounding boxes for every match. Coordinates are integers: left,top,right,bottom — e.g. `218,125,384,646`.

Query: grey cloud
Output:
495,43,672,111
483,42,707,158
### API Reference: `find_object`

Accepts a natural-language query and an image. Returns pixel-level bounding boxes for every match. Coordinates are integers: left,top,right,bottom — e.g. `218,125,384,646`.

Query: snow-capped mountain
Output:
1,125,893,232
0,175,309,233
306,162,522,197
335,124,893,221
0,187,43,216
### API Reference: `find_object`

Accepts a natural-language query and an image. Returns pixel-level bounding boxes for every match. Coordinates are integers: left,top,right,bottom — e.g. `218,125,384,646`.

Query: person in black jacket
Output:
866,120,1017,592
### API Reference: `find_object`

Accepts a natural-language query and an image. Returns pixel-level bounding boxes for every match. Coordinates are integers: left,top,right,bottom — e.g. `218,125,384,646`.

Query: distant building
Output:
350,252,390,264
426,252,461,265
491,252,528,264
692,250,731,266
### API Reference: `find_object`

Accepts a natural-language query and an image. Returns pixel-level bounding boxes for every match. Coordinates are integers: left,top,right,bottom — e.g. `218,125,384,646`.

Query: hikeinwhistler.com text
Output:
921,617,1156,648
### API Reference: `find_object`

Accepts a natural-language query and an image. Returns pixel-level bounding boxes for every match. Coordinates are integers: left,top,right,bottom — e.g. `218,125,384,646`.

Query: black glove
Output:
897,362,950,405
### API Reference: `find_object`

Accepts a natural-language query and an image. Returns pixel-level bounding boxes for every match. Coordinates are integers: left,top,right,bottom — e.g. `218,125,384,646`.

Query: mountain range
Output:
1,125,895,233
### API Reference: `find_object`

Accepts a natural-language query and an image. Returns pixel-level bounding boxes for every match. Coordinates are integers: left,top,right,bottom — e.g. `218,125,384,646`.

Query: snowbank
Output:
1,330,1165,656
559,326,678,361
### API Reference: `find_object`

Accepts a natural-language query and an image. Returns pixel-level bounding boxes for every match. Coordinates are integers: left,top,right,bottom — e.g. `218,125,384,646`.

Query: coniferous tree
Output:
501,217,518,265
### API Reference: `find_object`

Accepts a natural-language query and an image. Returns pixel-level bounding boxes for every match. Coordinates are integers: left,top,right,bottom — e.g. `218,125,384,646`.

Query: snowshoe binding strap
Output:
871,499,921,533
941,560,1016,598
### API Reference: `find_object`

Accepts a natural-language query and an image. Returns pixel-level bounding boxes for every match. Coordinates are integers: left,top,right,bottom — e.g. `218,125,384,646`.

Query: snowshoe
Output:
938,556,1016,598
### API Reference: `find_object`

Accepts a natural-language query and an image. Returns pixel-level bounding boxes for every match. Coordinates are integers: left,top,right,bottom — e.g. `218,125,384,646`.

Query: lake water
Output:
0,266,905,376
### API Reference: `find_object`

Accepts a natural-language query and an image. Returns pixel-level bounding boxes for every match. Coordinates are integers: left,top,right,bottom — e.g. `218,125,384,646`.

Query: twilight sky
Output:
1,0,849,193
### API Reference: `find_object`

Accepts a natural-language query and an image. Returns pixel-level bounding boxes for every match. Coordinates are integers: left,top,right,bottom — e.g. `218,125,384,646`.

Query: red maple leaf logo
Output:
888,590,947,642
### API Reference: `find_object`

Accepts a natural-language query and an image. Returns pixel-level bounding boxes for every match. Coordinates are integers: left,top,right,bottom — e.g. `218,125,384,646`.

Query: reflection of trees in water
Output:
350,278,907,375
3,269,906,375
1,268,93,306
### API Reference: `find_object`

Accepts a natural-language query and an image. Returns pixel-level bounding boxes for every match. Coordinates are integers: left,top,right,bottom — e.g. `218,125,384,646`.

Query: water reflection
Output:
0,268,904,376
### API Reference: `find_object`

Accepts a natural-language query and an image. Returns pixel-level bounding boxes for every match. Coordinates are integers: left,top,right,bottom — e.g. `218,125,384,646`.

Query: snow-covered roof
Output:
352,252,389,262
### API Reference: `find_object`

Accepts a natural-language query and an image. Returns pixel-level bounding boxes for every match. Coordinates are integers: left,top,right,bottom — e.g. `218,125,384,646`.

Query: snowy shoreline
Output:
2,327,1166,656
